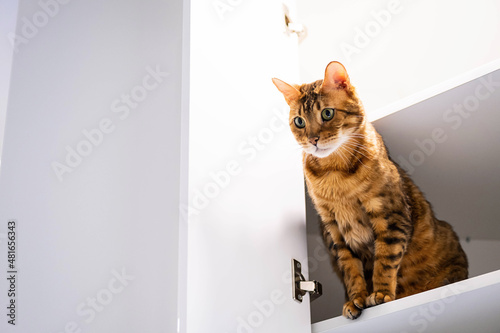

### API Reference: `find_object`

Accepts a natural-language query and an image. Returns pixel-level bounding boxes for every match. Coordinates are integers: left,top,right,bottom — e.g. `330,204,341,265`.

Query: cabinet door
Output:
0,1,184,332
187,0,311,332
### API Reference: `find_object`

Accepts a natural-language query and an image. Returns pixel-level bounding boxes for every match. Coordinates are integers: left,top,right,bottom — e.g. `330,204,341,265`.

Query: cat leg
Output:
323,221,368,319
365,209,411,307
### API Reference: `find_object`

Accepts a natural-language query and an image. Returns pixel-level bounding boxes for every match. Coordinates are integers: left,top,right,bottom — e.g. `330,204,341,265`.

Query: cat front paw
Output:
366,292,394,307
342,296,365,320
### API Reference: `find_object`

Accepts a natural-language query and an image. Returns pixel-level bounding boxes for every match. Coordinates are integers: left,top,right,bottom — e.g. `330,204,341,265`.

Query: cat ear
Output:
272,78,300,105
321,61,350,92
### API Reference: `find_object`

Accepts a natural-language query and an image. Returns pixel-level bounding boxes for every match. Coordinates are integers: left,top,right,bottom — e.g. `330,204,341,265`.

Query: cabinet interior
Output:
305,68,500,324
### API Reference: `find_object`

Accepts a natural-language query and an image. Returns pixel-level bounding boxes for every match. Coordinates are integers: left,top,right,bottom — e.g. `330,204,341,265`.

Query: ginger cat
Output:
273,62,468,319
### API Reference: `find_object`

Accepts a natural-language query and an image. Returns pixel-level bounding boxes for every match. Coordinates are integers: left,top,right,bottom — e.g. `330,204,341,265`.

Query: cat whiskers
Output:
344,134,371,154
338,138,370,169
343,139,371,157
346,132,369,140
346,140,372,161
340,141,367,159
333,143,350,167
347,132,371,142
339,144,369,170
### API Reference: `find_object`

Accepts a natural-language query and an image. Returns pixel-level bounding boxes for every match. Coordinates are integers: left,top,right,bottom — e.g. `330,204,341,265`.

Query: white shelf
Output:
368,58,500,122
312,270,500,333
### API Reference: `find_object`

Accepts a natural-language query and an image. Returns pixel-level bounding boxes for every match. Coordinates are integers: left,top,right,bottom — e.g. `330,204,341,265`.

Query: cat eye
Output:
294,117,306,128
321,108,335,121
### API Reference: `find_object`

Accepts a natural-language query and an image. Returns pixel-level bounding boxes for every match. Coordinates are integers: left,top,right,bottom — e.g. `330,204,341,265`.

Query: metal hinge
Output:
283,4,306,42
292,259,322,303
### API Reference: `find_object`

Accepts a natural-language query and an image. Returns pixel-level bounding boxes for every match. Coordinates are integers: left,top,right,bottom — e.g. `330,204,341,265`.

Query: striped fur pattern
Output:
272,62,468,319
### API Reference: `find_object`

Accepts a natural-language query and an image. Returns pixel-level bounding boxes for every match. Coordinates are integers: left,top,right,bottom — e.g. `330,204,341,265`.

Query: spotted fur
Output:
273,62,468,320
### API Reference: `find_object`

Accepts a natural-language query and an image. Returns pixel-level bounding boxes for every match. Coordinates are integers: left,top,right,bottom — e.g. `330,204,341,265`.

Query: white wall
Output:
461,240,500,278
296,0,500,118
0,1,186,332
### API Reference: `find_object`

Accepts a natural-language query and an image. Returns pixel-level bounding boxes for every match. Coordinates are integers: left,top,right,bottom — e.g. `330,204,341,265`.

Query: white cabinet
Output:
186,0,312,331
312,270,500,333
0,1,186,332
1,1,500,333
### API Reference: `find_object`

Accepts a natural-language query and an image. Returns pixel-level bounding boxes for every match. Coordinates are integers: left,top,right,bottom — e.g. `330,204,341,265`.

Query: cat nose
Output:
309,136,320,146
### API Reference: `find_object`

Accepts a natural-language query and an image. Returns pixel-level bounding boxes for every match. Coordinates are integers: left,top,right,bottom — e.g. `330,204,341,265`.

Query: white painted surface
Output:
312,270,500,333
0,0,18,166
0,1,185,332
368,58,500,122
296,0,500,118
187,0,312,332
461,240,500,278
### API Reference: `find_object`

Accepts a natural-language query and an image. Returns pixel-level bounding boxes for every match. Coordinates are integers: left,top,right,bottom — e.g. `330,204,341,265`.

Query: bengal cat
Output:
272,62,468,319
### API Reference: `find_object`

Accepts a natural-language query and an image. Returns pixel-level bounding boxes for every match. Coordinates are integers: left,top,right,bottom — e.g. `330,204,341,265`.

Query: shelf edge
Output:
312,269,500,333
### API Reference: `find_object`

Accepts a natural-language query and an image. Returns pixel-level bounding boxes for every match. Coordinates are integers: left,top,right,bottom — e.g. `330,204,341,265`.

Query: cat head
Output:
272,61,365,158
